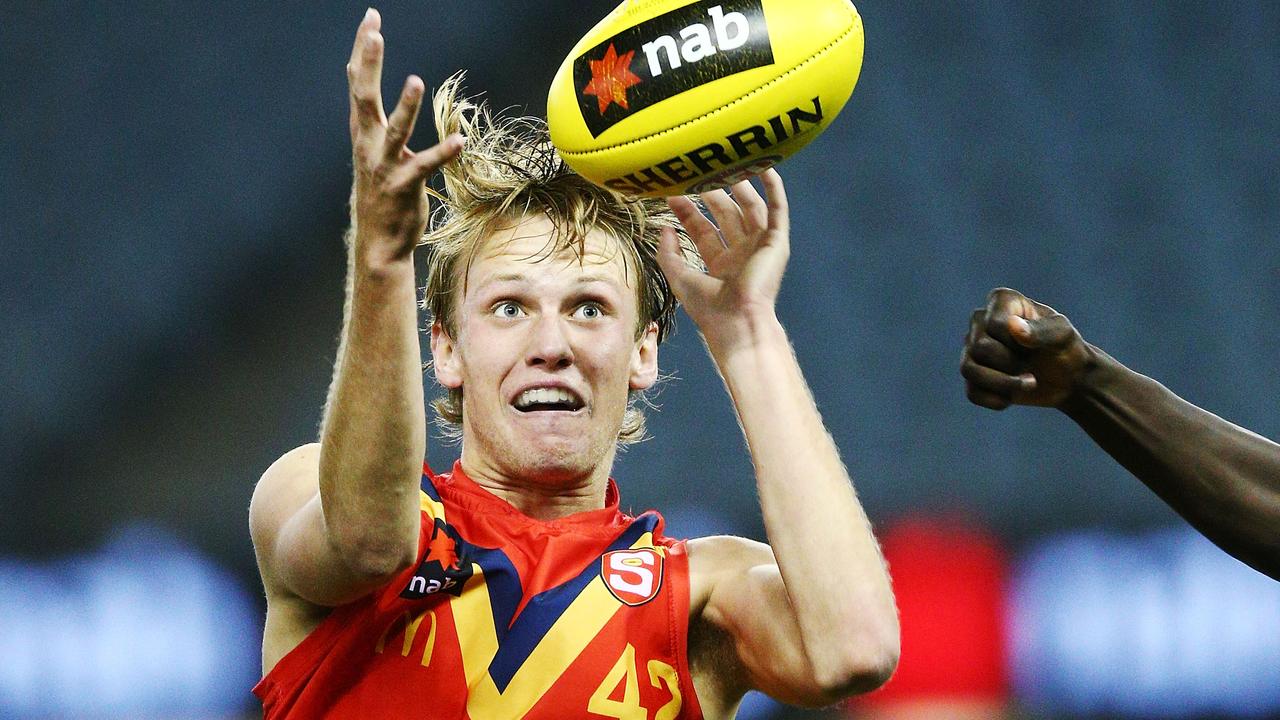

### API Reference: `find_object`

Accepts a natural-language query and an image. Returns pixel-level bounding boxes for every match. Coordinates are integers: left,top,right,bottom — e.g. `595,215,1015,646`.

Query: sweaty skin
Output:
251,9,899,718
962,287,1280,580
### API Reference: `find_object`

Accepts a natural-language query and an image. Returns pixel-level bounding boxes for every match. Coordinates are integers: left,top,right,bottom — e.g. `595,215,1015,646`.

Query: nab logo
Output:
401,519,473,600
640,5,752,77
602,549,664,606
573,0,773,137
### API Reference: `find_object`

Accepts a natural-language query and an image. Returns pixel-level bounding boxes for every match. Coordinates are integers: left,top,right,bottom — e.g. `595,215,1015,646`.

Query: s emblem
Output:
602,549,664,606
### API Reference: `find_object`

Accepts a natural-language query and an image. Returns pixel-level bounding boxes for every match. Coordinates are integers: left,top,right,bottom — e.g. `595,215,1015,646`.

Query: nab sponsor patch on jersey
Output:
602,548,664,606
573,0,773,138
401,519,474,599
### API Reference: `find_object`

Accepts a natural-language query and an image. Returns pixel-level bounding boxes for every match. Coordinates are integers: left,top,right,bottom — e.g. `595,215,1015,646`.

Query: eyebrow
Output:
479,272,622,287
576,274,624,287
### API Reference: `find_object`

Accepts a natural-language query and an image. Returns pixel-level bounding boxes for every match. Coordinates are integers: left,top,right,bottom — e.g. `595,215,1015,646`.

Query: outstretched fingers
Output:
667,195,724,264
699,188,746,244
729,177,767,233
387,134,465,191
383,76,425,163
759,168,790,239
709,171,790,253
657,226,711,299
347,10,387,140
347,7,382,64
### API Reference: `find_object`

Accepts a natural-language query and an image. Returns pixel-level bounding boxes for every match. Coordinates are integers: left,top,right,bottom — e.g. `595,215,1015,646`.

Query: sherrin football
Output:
547,0,864,198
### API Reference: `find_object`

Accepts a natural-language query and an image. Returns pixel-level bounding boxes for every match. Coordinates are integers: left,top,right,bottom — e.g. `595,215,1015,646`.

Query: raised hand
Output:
961,287,1097,409
346,9,462,266
657,170,791,352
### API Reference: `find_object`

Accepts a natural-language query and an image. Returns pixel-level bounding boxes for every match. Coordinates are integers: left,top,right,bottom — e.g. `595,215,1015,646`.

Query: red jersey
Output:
254,462,704,720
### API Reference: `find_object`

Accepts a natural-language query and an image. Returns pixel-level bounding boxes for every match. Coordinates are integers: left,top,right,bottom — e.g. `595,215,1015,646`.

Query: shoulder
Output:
686,535,775,609
255,442,323,494
249,444,323,579
250,444,322,526
687,534,773,563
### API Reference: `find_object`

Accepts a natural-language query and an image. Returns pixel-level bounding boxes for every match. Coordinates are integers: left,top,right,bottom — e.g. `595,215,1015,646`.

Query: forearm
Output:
710,314,898,686
1063,348,1280,578
317,226,427,578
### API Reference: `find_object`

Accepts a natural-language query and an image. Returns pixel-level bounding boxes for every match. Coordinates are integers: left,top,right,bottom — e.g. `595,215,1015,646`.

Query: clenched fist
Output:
961,288,1098,410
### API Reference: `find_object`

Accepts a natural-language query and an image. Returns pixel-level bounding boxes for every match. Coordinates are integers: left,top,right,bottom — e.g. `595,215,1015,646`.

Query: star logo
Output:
400,519,472,599
582,43,642,115
425,523,460,571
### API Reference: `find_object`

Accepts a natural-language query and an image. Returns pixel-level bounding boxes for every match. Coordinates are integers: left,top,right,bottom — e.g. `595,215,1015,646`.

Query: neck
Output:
457,447,616,521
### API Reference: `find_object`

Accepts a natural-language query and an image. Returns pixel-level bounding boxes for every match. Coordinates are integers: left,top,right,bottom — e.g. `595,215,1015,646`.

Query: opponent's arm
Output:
659,172,899,706
250,10,463,608
962,287,1280,580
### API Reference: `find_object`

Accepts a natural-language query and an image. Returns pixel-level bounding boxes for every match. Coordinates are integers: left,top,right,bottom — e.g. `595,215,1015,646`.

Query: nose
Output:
525,313,574,370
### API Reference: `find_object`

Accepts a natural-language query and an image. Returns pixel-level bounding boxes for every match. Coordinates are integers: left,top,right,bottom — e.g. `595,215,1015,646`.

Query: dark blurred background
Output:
2,1,1279,718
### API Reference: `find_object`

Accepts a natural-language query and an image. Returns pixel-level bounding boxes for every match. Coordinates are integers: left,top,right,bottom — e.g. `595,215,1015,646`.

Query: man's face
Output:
431,214,659,486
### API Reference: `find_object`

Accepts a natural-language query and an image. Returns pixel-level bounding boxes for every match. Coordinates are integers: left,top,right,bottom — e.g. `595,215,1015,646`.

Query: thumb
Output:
1008,313,1074,350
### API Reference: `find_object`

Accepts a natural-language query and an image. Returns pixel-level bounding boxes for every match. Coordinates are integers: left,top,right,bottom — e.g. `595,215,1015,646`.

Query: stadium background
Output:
2,1,1278,717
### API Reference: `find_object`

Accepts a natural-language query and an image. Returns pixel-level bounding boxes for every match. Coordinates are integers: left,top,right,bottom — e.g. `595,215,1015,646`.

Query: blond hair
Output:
420,73,700,444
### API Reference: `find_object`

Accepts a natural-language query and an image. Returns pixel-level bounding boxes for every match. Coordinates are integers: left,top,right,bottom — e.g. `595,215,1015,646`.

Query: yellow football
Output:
547,0,864,198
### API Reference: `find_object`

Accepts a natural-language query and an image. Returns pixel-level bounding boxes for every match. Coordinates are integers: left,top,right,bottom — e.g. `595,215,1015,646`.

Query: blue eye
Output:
493,302,523,319
576,303,603,320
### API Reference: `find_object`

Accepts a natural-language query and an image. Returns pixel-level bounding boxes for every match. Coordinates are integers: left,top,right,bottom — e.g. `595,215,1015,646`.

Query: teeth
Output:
515,387,580,409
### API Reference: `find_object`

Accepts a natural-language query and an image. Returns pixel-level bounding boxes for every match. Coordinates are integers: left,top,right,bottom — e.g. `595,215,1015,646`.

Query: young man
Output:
962,287,1280,580
250,10,899,718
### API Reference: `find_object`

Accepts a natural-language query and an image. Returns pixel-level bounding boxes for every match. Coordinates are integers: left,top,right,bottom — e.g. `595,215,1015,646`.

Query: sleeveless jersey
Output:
254,462,704,720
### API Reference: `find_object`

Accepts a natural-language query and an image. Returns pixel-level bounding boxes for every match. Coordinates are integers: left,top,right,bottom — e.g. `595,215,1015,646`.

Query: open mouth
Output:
512,387,585,413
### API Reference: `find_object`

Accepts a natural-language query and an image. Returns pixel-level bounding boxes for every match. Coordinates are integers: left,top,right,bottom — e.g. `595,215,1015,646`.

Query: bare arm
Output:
660,172,899,706
962,287,1280,580
250,10,463,608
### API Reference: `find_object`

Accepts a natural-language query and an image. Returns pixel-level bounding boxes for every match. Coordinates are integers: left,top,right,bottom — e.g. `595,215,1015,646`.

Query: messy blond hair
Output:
420,73,700,445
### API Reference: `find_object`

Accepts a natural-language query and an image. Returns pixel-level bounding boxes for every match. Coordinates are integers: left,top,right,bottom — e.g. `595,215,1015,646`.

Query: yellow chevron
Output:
450,531,661,718
453,563,499,686
419,489,447,523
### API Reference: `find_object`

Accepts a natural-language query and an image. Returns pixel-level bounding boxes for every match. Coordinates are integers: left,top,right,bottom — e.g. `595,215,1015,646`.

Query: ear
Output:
628,322,659,391
430,321,464,390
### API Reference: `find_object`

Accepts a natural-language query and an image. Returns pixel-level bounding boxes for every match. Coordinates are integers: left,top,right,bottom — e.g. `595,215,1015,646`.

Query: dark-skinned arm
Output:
1061,346,1280,579
962,287,1280,580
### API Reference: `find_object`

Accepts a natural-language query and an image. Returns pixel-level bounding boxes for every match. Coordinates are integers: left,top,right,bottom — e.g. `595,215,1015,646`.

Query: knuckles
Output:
986,286,1026,306
352,94,380,115
352,144,381,170
970,336,1012,366
984,311,1011,338
960,356,1020,395
965,385,1010,410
